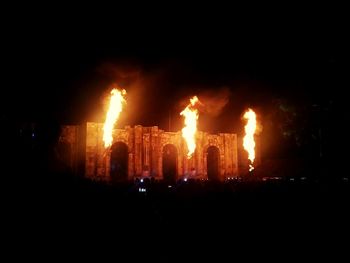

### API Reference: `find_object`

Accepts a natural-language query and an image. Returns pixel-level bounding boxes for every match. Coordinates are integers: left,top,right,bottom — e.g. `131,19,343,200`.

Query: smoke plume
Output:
198,87,231,117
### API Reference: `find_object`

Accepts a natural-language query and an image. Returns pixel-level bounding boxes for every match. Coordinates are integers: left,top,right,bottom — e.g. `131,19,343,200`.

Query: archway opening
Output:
207,146,220,180
110,142,128,182
162,144,177,183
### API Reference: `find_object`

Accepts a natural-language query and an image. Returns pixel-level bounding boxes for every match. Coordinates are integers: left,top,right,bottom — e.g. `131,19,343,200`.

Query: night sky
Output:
2,7,349,258
2,7,348,162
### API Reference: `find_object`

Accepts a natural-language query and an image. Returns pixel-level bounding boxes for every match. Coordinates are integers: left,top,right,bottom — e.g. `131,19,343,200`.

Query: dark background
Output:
2,5,349,260
3,7,348,175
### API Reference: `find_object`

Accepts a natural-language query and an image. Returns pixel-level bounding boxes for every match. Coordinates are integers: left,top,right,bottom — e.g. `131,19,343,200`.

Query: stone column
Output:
151,126,159,177
128,153,134,180
232,134,238,176
219,134,225,181
224,134,233,177
143,133,150,171
105,150,111,179
126,126,134,179
134,125,143,176
158,145,163,180
177,133,183,177
85,122,99,179
158,131,164,179
197,131,204,176
96,124,105,178
183,138,189,176
204,153,207,178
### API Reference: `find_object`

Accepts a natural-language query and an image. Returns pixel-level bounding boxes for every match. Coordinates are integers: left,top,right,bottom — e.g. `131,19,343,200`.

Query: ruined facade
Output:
59,122,260,182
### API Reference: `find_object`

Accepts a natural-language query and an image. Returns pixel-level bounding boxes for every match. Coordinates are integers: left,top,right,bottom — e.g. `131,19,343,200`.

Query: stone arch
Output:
162,144,178,182
206,145,220,180
110,141,129,182
56,142,72,172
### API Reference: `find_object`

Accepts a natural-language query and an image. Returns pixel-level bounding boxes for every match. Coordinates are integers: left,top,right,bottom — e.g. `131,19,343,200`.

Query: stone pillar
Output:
96,124,105,178
197,131,204,176
128,153,134,180
219,134,225,181
224,133,233,177
126,126,134,180
151,126,159,177
143,133,150,171
204,152,207,178
183,138,189,176
85,122,99,179
232,134,238,176
105,150,111,179
177,133,183,177
134,125,143,176
189,157,195,175
158,131,163,179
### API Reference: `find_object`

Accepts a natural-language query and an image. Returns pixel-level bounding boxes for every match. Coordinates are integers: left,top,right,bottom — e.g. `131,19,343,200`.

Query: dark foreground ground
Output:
2,173,349,261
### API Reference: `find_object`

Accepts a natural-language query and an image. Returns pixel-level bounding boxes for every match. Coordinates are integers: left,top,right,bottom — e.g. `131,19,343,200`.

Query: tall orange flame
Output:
180,96,200,159
103,88,126,148
243,108,257,172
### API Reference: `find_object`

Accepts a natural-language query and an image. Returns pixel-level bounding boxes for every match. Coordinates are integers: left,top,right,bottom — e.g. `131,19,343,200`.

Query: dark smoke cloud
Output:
88,62,267,135
94,62,170,127
198,87,231,117
97,62,142,83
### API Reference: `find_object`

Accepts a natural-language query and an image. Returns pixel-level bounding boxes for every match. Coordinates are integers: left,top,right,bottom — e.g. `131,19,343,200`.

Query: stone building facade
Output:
59,122,260,182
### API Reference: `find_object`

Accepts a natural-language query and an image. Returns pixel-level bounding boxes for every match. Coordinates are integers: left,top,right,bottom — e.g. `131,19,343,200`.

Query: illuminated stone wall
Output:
58,122,262,181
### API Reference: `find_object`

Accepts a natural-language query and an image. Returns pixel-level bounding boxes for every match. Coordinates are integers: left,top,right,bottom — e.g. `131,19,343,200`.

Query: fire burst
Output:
103,88,126,148
243,108,257,172
180,96,200,159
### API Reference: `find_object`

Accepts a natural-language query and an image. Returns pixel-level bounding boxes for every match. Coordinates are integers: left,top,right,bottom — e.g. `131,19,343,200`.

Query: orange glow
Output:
103,88,126,148
243,108,257,172
180,96,200,159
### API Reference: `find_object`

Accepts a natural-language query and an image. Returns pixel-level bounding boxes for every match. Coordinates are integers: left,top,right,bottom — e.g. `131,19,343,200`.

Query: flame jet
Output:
243,108,257,172
180,96,200,159
103,88,127,148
